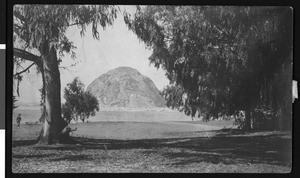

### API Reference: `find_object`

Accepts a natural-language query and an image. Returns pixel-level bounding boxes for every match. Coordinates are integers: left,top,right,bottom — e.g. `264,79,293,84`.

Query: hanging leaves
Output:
125,6,293,121
14,5,119,57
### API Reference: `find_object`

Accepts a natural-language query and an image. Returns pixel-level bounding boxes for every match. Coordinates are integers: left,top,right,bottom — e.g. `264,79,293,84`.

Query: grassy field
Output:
12,106,211,123
11,106,292,173
13,122,225,141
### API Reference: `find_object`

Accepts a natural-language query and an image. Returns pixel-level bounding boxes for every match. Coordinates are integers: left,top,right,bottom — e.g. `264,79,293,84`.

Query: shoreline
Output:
15,105,178,112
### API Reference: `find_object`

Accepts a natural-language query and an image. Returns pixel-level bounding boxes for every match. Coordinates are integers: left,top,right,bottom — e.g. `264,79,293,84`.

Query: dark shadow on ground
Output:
12,140,38,147
50,155,93,162
12,129,292,168
13,153,57,159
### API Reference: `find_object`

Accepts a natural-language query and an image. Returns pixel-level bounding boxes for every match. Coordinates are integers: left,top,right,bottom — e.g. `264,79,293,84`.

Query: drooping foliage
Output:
161,85,184,110
124,6,293,130
13,5,119,144
14,5,118,47
63,77,99,123
13,96,18,110
13,4,119,77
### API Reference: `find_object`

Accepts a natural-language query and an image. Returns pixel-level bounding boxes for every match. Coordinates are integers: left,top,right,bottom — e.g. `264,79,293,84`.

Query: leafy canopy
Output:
63,77,99,123
13,5,119,96
13,5,119,124
124,6,292,121
14,5,119,55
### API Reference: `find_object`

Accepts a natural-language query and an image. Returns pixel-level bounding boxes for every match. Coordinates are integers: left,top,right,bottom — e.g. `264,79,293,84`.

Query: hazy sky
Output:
15,5,170,105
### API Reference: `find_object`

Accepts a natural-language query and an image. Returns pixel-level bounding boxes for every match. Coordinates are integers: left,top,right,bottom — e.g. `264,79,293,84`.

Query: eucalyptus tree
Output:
124,6,292,130
13,5,119,144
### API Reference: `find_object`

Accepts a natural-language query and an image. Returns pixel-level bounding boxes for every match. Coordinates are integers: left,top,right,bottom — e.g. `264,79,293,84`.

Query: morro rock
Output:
86,66,166,108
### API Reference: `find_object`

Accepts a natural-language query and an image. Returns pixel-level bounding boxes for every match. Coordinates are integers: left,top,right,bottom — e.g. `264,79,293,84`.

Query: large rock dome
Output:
86,66,166,108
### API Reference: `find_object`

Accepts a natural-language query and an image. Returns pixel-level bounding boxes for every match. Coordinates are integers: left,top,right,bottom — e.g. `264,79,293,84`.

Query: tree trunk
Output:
276,62,292,131
278,105,292,131
244,109,252,131
38,45,67,144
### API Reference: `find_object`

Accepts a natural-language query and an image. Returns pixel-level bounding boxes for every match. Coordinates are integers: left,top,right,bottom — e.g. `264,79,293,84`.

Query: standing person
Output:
16,114,21,127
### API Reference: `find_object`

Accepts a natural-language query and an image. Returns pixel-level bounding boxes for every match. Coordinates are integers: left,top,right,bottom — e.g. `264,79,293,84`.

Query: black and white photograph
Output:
11,5,293,173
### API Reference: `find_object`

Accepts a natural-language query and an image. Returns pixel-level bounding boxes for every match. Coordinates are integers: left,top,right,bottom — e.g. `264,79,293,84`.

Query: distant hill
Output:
86,66,166,108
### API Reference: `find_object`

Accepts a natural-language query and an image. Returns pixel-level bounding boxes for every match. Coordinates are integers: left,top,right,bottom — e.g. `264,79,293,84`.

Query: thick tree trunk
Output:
38,45,67,144
244,109,252,131
278,105,292,131
276,62,292,131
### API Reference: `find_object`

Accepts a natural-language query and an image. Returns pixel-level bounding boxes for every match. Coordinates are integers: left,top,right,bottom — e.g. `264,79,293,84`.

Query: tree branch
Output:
13,10,26,23
14,48,41,63
68,21,86,27
13,23,22,32
14,62,35,77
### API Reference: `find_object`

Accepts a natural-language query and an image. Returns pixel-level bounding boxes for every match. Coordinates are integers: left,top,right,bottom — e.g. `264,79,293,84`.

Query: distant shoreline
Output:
98,106,176,112
15,105,178,112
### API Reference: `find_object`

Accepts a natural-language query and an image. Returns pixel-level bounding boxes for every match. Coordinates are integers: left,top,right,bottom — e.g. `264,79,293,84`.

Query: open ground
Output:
11,107,292,173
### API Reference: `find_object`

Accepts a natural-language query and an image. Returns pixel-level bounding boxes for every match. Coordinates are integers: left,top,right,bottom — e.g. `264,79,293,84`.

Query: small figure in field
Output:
16,114,22,127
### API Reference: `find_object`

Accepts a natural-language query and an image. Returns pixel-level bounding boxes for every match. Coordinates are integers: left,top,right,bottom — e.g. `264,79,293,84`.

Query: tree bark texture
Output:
38,45,67,144
244,110,253,131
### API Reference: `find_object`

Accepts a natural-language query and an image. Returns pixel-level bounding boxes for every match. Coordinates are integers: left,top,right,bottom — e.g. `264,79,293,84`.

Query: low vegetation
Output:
62,77,99,123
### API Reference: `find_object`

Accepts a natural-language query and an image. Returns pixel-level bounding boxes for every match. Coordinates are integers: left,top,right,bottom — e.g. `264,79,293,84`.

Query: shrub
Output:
62,77,99,123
